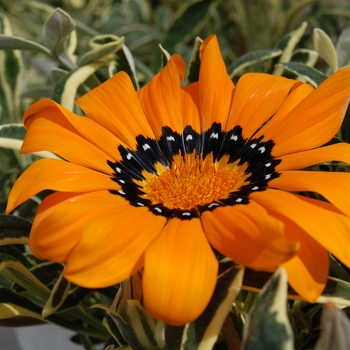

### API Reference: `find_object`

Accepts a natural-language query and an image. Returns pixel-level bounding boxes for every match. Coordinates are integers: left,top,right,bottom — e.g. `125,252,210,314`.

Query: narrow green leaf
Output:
0,287,42,319
242,268,294,350
50,68,69,84
53,61,105,110
313,28,338,73
43,8,76,69
58,286,91,312
0,253,51,299
291,49,319,67
12,261,63,293
317,276,350,307
42,271,70,318
276,62,327,87
0,35,50,55
162,0,213,54
109,45,139,90
78,35,124,67
0,14,24,124
185,37,203,84
0,124,26,140
272,22,308,76
228,49,282,78
102,315,127,346
180,263,244,350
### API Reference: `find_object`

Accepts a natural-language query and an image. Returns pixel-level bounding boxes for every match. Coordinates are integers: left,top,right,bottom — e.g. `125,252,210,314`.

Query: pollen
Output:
137,152,249,210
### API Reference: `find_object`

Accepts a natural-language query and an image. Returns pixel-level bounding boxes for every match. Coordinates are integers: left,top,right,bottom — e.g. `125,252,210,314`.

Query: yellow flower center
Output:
135,152,250,210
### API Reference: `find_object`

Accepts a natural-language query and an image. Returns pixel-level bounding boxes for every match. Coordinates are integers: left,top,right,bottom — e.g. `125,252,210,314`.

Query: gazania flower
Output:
7,35,350,326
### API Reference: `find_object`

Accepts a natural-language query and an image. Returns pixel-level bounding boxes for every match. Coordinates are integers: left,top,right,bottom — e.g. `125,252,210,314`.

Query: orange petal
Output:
255,83,314,139
265,68,350,157
76,72,155,150
251,189,350,268
276,143,350,171
273,213,328,302
143,218,218,326
270,171,350,217
137,56,186,138
64,203,166,288
227,74,299,139
198,35,235,131
21,106,115,174
29,191,125,262
6,159,120,212
181,82,201,133
201,201,298,269
23,99,123,162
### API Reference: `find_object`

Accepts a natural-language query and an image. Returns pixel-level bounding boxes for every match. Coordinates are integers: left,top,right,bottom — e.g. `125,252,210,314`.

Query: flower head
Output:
7,35,350,326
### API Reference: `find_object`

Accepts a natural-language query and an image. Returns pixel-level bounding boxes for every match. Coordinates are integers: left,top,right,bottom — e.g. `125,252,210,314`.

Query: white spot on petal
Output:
118,190,126,195
142,143,151,151
231,135,238,141
265,162,271,167
182,212,191,216
252,186,259,191
250,143,257,149
119,179,125,184
186,134,193,141
210,133,219,139
208,203,219,209
167,136,175,142
116,167,122,173
126,153,132,160
265,174,271,180
137,202,144,206
154,207,162,213
236,198,243,203
259,146,266,153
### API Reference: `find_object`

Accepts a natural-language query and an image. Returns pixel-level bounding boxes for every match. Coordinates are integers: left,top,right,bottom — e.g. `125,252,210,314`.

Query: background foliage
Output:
1,0,350,349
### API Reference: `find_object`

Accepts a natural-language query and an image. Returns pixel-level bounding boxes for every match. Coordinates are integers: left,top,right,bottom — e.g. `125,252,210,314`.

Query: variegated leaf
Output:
0,14,24,124
79,35,124,67
42,271,70,318
228,49,282,78
0,35,50,55
185,36,203,84
242,268,294,350
180,263,244,350
158,44,171,70
313,28,338,73
272,22,308,76
102,314,127,346
276,62,327,87
0,214,31,246
43,9,76,69
336,27,350,68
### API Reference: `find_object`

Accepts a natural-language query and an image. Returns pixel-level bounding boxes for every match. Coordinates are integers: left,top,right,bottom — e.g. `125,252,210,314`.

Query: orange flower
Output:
7,35,350,326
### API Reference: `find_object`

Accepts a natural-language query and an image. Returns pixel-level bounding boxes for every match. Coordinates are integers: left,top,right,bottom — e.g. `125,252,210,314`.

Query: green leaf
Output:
42,271,70,318
109,45,139,90
12,261,63,293
0,215,31,246
276,62,327,87
102,315,127,346
242,268,294,350
180,263,244,350
317,276,350,307
78,35,124,67
0,14,24,124
153,0,214,72
185,37,203,84
0,35,51,55
43,8,76,69
272,22,308,76
0,287,42,320
291,49,319,67
313,28,338,73
58,286,91,312
0,124,26,140
0,252,51,299
53,61,105,110
228,49,282,78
